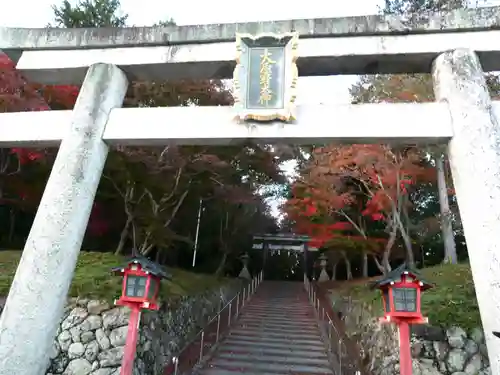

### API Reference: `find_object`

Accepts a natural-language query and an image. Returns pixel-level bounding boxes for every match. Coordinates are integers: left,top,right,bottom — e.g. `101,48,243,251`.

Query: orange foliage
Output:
284,143,435,251
0,53,78,164
0,53,79,211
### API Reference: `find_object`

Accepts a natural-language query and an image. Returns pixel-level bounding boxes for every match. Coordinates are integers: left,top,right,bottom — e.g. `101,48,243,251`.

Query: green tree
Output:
53,0,127,27
382,0,465,14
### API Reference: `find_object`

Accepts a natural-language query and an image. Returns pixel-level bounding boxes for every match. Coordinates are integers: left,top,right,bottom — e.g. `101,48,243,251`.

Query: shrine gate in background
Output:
1,6,500,375
252,233,317,279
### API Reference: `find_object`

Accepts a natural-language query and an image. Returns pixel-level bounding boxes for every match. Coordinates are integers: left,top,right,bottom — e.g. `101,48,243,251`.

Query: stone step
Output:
200,369,332,375
208,358,333,374
225,334,324,346
221,338,327,352
228,329,321,340
233,324,321,335
217,345,327,357
240,312,313,319
197,281,335,374
216,351,331,366
236,317,318,326
232,319,317,327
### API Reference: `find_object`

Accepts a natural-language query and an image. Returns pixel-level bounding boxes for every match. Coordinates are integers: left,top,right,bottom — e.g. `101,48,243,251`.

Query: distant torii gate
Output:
252,233,318,278
1,6,500,375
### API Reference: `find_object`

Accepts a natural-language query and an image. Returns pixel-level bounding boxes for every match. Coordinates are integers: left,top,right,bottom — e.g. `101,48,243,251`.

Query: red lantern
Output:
371,264,433,375
373,265,432,324
112,255,171,375
112,256,170,311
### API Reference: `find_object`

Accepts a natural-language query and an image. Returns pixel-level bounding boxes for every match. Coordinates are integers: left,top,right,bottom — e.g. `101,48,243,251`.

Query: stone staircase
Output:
197,281,335,375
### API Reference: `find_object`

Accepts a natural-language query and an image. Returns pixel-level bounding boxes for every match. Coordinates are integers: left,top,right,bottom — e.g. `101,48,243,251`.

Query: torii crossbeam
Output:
1,6,500,375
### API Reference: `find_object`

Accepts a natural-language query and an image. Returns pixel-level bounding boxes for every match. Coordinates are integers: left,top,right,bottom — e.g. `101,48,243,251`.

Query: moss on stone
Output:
0,251,226,302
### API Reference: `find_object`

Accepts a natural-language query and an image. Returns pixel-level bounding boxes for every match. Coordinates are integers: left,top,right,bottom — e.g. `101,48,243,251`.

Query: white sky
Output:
0,0,383,26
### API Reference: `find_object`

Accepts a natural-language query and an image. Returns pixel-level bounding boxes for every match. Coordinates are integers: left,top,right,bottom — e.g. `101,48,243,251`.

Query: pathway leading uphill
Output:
198,281,335,375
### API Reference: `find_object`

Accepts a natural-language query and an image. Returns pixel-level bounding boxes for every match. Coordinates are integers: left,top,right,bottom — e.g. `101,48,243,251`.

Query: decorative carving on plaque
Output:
233,32,299,122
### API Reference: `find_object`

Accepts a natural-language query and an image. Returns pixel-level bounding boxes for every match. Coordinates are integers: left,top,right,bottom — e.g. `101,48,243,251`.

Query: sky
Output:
0,0,383,27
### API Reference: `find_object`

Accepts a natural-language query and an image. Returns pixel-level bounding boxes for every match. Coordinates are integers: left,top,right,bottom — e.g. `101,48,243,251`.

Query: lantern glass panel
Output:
125,275,147,297
393,287,417,312
148,278,158,300
383,290,391,312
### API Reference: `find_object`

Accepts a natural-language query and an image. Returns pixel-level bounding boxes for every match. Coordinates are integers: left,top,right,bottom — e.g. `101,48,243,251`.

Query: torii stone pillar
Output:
0,64,128,375
318,253,330,282
432,48,500,375
238,252,251,280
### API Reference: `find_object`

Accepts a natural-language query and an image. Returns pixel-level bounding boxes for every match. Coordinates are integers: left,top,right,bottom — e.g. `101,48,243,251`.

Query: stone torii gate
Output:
252,233,318,278
1,6,500,375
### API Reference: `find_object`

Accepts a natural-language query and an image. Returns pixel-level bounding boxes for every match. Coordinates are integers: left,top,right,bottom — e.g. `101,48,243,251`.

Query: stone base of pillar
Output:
238,266,251,280
318,269,330,282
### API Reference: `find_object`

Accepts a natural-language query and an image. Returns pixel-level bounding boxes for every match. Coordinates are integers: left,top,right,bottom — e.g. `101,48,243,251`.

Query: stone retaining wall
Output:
0,281,240,375
334,296,490,375
409,325,489,375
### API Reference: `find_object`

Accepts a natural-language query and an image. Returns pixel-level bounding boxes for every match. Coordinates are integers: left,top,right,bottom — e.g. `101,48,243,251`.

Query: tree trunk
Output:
371,254,385,274
382,251,392,274
362,251,368,278
8,208,16,244
436,154,458,264
382,219,398,273
401,202,416,267
115,215,132,255
141,244,154,256
341,251,353,280
215,252,228,277
393,205,415,267
332,261,338,280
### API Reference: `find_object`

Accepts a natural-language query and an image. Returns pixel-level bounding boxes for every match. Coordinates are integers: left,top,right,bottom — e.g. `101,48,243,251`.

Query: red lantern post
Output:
371,264,433,375
112,256,171,375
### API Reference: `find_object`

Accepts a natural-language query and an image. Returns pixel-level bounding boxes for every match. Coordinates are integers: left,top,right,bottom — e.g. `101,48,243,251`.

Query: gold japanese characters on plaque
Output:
233,32,299,122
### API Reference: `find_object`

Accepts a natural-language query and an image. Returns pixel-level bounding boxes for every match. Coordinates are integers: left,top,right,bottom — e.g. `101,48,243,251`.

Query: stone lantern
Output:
318,253,330,282
238,252,251,280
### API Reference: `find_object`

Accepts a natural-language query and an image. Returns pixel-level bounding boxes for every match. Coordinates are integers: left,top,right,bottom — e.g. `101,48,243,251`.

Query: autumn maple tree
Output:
284,141,436,275
284,0,498,275
0,52,79,200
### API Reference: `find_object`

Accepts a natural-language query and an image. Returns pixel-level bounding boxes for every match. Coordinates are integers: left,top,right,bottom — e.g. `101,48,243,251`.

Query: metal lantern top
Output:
370,263,433,324
112,255,171,311
111,254,171,279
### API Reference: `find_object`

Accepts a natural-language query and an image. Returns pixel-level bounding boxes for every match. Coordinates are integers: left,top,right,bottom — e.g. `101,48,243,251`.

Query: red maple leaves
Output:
87,203,110,236
0,53,80,164
284,144,435,252
0,54,114,235
10,148,43,164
